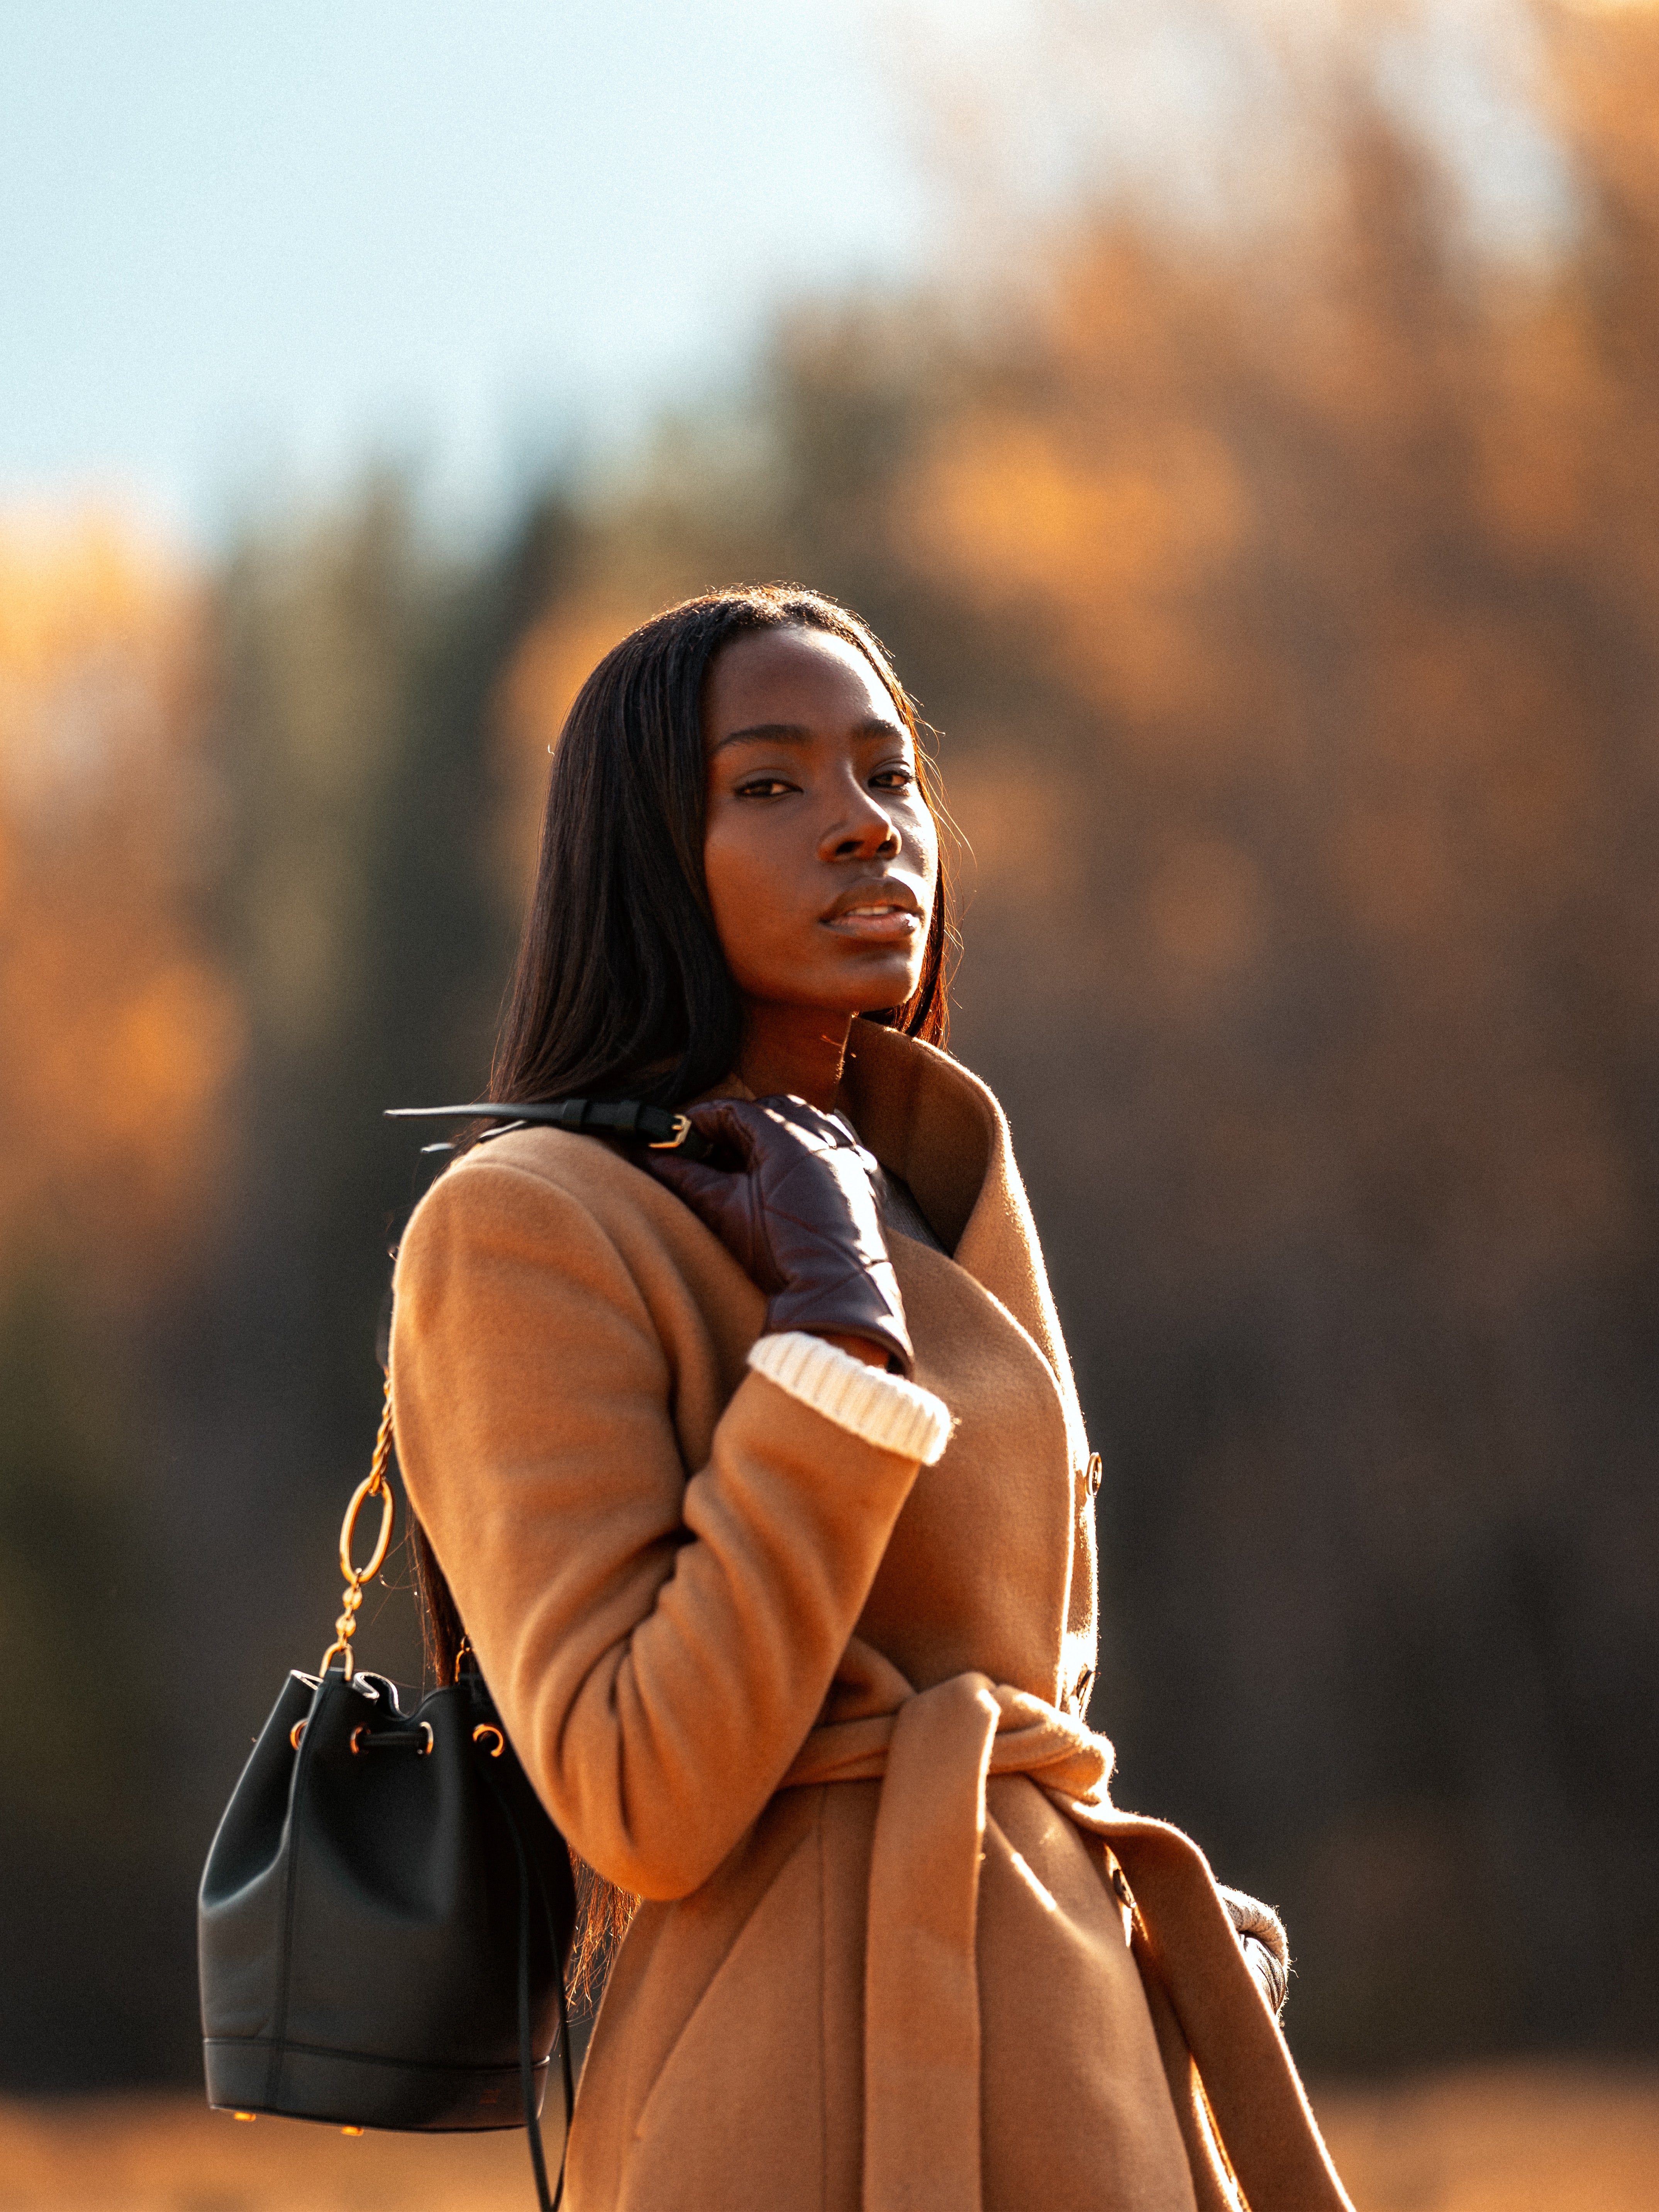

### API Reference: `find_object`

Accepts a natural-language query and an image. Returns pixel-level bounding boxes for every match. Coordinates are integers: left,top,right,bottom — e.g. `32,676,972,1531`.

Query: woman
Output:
389,587,1351,2212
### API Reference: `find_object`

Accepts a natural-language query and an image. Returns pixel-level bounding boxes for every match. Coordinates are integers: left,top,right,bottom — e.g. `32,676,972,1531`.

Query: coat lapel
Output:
840,1023,1091,1474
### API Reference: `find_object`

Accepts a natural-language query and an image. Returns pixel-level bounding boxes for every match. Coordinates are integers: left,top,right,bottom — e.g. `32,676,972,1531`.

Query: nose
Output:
819,773,901,862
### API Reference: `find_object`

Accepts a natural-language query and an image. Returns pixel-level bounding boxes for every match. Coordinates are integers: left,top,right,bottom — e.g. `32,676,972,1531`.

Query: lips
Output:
820,879,924,941
821,879,922,924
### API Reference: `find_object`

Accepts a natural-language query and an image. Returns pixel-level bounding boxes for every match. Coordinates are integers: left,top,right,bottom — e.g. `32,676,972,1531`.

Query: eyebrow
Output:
709,717,909,757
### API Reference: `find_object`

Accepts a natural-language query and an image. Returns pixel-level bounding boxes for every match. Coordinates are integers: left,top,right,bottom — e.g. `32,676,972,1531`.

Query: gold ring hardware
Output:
473,1723,505,1758
317,1377,397,1680
350,1724,369,1755
417,1720,434,1755
646,1113,692,1150
339,1468,396,1587
289,1720,307,1750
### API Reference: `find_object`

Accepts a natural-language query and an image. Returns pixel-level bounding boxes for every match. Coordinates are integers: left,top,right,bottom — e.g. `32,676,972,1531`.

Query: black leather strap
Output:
485,1766,572,2212
387,1099,711,1161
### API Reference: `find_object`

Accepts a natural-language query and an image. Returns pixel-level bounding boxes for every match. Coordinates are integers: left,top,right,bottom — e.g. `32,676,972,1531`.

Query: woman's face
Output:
702,624,939,1022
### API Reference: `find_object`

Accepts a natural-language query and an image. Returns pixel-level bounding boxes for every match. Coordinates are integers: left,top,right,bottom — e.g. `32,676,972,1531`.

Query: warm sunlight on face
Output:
701,624,938,1025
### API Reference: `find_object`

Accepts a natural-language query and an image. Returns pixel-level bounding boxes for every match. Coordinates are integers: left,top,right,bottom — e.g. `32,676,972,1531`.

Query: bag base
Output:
204,2036,549,2132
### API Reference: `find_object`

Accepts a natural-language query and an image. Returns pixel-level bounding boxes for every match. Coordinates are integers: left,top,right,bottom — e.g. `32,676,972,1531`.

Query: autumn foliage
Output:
0,516,238,1272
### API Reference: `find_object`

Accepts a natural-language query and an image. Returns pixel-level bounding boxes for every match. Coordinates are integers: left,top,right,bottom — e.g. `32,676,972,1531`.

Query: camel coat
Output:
390,1021,1352,2212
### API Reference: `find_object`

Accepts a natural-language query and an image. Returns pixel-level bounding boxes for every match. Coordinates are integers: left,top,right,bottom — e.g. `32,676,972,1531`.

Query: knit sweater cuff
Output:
746,1332,954,1467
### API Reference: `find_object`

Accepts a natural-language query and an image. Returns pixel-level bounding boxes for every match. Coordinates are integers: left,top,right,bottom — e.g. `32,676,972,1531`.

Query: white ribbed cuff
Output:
746,1332,953,1466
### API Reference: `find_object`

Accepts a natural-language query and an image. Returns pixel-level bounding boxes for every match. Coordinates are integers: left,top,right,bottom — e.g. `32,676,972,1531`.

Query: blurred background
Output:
3,0,1657,2203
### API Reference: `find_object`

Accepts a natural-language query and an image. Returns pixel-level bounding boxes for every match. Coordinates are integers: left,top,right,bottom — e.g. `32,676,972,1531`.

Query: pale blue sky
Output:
0,0,938,542
0,0,1576,547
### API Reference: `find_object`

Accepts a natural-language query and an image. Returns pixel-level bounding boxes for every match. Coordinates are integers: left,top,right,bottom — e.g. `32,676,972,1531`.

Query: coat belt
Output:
780,1642,1353,2212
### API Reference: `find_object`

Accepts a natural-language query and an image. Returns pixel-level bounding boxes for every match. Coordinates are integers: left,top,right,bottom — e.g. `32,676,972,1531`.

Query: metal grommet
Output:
349,1724,368,1755
1086,1452,1103,1498
289,1720,307,1750
472,1723,505,1758
417,1721,434,1756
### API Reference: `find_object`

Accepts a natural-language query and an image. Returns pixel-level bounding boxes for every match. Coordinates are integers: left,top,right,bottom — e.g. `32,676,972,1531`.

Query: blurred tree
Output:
0,485,581,2083
0,513,238,1263
0,513,239,2083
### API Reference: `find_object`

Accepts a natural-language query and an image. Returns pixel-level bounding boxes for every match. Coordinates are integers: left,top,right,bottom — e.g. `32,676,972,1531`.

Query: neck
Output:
736,1003,854,1111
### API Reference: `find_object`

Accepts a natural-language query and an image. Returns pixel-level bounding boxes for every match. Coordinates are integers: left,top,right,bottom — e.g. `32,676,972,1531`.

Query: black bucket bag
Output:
198,1375,579,2211
198,1098,717,2210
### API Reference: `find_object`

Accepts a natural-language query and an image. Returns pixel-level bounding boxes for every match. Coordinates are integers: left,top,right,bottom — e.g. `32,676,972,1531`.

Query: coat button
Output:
1086,1453,1102,1498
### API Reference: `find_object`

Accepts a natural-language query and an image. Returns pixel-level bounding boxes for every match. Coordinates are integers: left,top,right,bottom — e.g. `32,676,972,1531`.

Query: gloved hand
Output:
1219,1885,1290,2018
642,1096,913,1376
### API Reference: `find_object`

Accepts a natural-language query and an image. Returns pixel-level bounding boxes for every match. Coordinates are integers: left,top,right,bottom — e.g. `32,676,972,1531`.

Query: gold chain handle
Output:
317,1374,397,1679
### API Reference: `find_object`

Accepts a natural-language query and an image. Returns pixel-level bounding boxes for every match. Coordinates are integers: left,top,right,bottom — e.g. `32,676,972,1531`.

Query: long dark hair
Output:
412,583,956,1996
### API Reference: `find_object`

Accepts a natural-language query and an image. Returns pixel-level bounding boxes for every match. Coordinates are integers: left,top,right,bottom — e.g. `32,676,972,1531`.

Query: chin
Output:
786,949,921,1020
850,972,923,1017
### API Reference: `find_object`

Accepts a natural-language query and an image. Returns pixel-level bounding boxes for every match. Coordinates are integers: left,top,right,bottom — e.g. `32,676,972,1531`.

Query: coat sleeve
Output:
389,1152,925,1900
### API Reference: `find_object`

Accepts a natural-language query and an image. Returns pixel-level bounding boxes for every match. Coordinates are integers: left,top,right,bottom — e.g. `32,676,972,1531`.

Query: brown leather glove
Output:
642,1096,914,1376
1219,1884,1290,2018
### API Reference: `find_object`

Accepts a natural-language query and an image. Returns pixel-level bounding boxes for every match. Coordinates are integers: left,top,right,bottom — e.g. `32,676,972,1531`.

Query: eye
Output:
733,775,798,799
871,764,917,793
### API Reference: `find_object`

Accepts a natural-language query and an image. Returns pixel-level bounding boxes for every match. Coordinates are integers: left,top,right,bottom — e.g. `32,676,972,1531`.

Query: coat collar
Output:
839,1022,1090,1472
